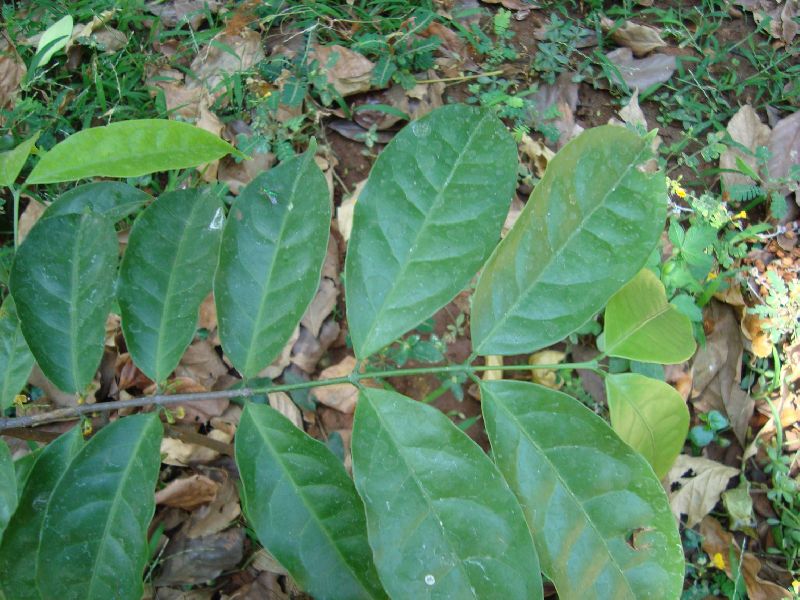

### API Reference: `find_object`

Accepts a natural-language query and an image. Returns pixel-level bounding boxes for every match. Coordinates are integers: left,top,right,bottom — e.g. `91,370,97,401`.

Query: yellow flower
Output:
733,211,747,220
13,394,27,407
81,420,93,437
711,552,726,570
707,271,718,281
675,187,687,198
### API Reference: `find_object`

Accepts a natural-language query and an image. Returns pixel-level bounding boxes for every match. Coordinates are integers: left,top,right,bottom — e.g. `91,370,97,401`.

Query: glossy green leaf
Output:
27,120,238,184
0,133,39,187
0,427,83,598
0,441,15,540
10,212,117,393
33,15,73,69
36,414,162,600
236,403,385,600
215,151,330,377
606,373,689,479
13,451,38,493
0,296,35,412
604,269,696,364
345,105,517,359
481,380,684,600
352,388,542,600
471,126,666,355
119,188,224,382
44,182,151,222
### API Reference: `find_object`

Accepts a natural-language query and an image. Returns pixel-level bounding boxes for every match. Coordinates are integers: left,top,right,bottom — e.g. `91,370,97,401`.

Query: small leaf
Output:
0,440,16,540
44,182,151,222
0,427,83,598
352,388,543,600
236,403,385,600
27,120,239,184
481,379,684,600
606,373,689,478
666,455,738,527
10,212,117,392
33,15,73,69
118,188,224,383
215,150,330,378
604,269,696,364
0,295,35,412
345,104,518,359
36,414,162,600
472,126,666,356
0,133,39,187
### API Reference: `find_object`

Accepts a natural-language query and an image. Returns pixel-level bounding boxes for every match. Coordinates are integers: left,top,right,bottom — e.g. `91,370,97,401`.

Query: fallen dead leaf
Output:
736,0,798,44
601,17,668,57
155,474,220,510
185,468,241,538
217,150,275,195
767,111,800,197
480,0,538,9
741,312,775,358
155,528,244,586
719,104,771,191
188,30,265,103
529,350,566,389
310,44,375,96
147,0,221,29
268,391,302,429
533,72,582,148
700,516,792,600
257,326,299,379
291,320,340,374
160,436,220,466
17,199,46,243
611,90,661,172
196,102,224,182
502,197,525,237
667,454,739,527
603,47,676,90
311,355,359,413
336,179,366,242
0,38,26,108
175,339,229,390
519,134,555,178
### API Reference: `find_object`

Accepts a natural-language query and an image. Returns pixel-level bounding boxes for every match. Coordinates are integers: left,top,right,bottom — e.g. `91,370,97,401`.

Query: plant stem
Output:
0,361,599,431
11,186,21,248
414,69,504,84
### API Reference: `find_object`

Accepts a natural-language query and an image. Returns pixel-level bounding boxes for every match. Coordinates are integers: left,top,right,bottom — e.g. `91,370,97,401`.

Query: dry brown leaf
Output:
155,474,220,510
188,30,265,102
185,469,241,538
604,47,676,90
480,0,537,9
618,88,647,128
700,516,792,600
720,105,771,190
311,355,359,413
667,454,739,527
17,199,46,243
519,134,555,178
257,326,299,379
160,436,220,466
175,339,229,390
155,528,245,586
251,548,289,576
529,350,566,389
736,0,798,44
336,179,366,242
601,17,668,57
268,391,302,429
147,0,220,29
196,102,224,181
301,279,338,338
767,111,800,197
502,197,524,237
217,151,275,195
533,72,582,148
0,38,26,109
483,355,504,382
310,44,375,96
291,320,340,373
741,312,775,358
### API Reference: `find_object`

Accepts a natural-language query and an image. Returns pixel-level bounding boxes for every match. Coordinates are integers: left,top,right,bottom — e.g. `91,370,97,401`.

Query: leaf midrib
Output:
606,304,672,356
68,218,85,392
474,138,652,355
357,110,493,358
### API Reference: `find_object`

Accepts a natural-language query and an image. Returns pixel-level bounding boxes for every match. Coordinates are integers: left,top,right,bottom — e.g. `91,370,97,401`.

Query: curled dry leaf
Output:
667,454,739,527
310,44,375,96
155,474,220,510
741,311,775,358
336,179,366,242
601,17,668,57
719,104,771,190
528,350,566,389
603,47,676,90
147,0,221,29
311,355,359,413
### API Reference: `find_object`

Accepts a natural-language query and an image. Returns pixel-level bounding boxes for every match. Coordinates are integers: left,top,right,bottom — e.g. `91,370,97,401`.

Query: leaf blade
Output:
606,373,689,478
44,182,151,222
10,212,118,392
215,151,330,377
0,441,16,541
471,126,666,355
27,120,237,184
481,379,684,600
0,296,35,412
118,188,224,382
352,388,543,600
345,104,518,358
235,403,385,600
36,414,162,600
0,133,39,187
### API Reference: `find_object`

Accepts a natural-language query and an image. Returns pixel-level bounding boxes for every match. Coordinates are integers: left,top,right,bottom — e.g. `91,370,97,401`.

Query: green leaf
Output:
33,15,73,69
481,380,684,600
0,427,84,598
27,120,238,184
345,105,518,359
0,441,15,540
236,403,385,600
352,388,543,600
0,133,39,187
471,126,666,355
215,151,330,378
604,269,696,364
0,296,35,412
606,374,689,479
118,188,224,382
13,451,38,493
44,182,151,222
36,414,162,600
10,212,117,393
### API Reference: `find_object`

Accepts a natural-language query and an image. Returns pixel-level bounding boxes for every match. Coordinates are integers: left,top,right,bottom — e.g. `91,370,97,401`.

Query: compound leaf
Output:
236,403,385,600
0,295,35,412
10,212,117,393
27,120,238,184
0,132,39,186
44,182,151,222
604,269,696,364
0,440,15,540
118,188,224,383
352,388,542,600
215,150,330,378
481,380,683,600
36,413,162,600
606,373,689,479
345,105,517,359
471,126,666,355
0,427,84,599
